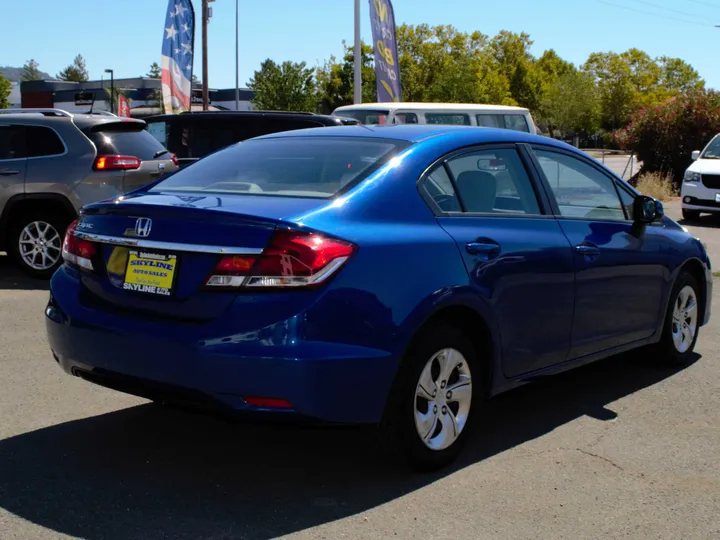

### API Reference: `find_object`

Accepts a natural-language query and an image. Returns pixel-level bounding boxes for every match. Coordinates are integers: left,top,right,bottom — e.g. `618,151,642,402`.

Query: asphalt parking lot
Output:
0,201,719,540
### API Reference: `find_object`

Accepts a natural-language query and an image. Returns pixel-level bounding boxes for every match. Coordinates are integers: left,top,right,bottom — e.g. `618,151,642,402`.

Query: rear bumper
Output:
46,268,397,424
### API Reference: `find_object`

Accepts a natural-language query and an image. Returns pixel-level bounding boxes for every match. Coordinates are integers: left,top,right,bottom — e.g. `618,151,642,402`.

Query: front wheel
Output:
381,323,483,471
653,272,701,366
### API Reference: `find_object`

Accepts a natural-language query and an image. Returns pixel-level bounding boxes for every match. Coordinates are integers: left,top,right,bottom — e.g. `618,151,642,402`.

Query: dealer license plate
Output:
123,250,177,296
715,193,720,203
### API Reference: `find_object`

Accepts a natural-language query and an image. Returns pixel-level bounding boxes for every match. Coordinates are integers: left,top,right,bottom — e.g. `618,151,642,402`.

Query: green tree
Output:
540,69,601,137
393,24,512,104
316,41,375,113
57,54,89,82
657,56,704,93
489,31,543,110
0,73,11,109
146,62,161,79
21,59,43,81
248,59,316,111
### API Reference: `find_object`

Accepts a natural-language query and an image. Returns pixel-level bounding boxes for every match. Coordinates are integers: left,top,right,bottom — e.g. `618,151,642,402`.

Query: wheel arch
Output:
0,193,77,250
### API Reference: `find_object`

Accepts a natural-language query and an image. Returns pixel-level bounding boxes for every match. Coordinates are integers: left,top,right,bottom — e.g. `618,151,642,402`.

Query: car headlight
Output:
684,170,701,183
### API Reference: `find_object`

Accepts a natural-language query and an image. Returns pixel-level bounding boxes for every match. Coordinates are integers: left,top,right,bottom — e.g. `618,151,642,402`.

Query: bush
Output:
614,90,720,189
635,171,676,201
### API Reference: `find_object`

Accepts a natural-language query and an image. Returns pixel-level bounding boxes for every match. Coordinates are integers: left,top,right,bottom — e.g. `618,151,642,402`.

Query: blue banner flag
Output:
368,0,402,102
161,0,196,113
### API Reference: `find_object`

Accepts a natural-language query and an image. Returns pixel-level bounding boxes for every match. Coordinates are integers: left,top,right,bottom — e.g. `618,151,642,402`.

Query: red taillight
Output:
62,220,97,271
205,228,356,289
171,153,178,166
243,396,293,409
93,155,141,171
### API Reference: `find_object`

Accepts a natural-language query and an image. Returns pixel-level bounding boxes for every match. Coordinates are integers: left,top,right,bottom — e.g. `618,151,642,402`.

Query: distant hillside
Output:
0,66,53,82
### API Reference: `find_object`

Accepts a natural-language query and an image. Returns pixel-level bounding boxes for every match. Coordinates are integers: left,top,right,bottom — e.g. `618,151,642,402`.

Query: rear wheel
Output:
381,323,483,471
682,209,700,221
653,272,701,366
7,211,71,279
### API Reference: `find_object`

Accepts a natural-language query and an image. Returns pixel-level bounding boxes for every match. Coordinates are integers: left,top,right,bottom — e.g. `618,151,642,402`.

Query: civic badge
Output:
134,217,152,237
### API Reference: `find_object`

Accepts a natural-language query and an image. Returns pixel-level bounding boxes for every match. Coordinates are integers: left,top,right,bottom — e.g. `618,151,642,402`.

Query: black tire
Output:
652,271,701,366
7,210,72,279
682,209,700,221
380,322,484,472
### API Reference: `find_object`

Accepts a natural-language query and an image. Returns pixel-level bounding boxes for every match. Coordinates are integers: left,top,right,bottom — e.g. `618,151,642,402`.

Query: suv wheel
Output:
682,209,700,221
8,211,70,278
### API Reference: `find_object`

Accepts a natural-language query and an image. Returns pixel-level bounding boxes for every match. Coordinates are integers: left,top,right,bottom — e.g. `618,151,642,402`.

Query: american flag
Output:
161,0,195,114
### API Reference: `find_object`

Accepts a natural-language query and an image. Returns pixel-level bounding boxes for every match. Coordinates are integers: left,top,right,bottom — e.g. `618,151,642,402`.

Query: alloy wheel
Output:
671,285,698,354
18,221,62,271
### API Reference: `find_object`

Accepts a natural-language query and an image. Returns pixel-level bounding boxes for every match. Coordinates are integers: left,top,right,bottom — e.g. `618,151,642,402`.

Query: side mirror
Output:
691,150,701,161
633,195,664,223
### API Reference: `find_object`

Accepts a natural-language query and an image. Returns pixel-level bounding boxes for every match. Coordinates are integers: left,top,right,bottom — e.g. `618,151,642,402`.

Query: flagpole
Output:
201,0,209,110
353,0,361,104
235,0,239,110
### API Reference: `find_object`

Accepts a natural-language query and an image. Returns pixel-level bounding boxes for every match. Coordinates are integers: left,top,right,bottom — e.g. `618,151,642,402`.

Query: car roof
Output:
0,111,145,130
333,102,530,113
252,123,570,149
144,110,350,125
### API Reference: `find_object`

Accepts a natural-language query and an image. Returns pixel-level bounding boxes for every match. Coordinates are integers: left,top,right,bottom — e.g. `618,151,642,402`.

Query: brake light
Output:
171,153,178,166
62,220,96,271
205,228,356,289
93,155,141,171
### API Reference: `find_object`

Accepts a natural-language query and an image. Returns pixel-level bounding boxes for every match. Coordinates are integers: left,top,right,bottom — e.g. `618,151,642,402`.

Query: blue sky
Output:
2,0,718,89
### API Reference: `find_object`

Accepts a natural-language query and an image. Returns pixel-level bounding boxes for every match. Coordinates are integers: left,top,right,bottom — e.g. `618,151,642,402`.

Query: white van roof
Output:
334,102,530,113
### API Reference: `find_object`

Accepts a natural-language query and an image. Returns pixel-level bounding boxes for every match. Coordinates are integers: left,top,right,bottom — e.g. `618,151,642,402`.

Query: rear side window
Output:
25,126,65,157
425,113,471,126
333,109,389,125
86,123,168,160
504,115,529,132
151,136,409,198
394,113,418,124
446,148,540,214
476,114,529,133
421,166,461,212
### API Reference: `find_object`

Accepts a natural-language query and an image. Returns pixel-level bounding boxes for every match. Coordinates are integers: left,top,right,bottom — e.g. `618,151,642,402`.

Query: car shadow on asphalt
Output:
0,350,698,540
677,214,720,229
0,255,49,291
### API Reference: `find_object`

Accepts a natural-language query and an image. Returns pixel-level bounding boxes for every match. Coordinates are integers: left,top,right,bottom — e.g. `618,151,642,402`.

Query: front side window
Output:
0,125,26,160
425,113,471,126
534,149,626,221
151,136,409,198
445,148,540,214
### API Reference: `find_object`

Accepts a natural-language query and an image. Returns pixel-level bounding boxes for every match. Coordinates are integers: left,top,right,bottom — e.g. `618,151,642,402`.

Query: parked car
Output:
46,124,711,471
332,102,539,133
0,108,177,277
681,134,720,220
144,110,359,168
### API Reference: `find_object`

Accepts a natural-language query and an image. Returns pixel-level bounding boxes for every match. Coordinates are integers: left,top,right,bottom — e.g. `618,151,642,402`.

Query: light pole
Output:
104,69,114,114
201,0,210,110
353,0,361,104
235,0,239,110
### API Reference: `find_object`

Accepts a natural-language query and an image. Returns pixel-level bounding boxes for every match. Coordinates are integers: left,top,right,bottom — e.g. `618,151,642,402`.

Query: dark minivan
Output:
144,110,358,167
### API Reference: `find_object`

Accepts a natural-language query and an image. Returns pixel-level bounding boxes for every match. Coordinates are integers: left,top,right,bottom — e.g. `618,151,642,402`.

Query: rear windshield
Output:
150,136,410,198
333,109,389,125
86,123,169,161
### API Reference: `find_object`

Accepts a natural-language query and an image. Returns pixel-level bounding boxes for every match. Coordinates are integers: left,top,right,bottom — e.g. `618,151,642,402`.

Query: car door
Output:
528,145,666,359
422,145,576,377
0,124,28,210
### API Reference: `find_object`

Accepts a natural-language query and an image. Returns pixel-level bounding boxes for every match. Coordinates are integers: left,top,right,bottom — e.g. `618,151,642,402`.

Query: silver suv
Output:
0,109,177,277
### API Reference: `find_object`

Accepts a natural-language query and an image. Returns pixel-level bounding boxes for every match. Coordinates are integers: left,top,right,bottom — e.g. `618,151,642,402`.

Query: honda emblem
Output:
134,218,152,237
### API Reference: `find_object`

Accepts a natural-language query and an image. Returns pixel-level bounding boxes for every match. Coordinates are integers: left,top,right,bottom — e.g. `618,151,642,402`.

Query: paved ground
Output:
1,204,719,540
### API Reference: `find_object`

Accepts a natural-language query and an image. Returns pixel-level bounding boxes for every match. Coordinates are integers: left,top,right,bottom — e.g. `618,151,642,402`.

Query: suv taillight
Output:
93,155,141,171
62,220,96,271
171,153,178,166
205,228,356,289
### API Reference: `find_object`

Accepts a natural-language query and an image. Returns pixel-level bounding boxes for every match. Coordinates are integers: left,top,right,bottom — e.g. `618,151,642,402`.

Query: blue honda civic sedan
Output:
46,124,712,470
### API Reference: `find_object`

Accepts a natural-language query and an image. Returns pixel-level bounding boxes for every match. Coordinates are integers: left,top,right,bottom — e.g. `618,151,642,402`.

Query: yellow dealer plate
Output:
123,250,177,296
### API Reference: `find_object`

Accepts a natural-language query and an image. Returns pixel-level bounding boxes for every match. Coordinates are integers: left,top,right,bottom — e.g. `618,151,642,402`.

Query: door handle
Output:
575,243,600,258
0,169,21,176
466,241,501,260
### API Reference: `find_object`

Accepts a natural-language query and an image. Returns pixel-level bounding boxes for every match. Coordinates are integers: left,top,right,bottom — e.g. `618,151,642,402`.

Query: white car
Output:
681,134,720,220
